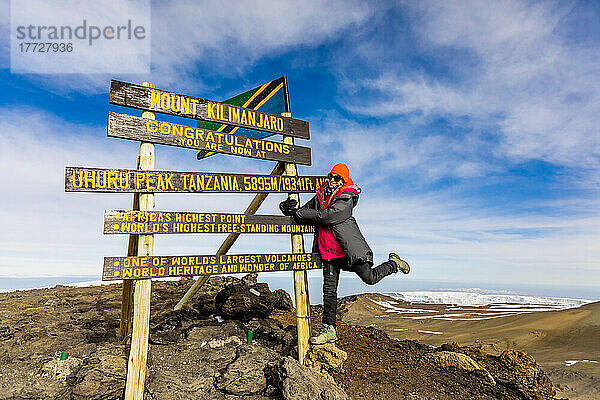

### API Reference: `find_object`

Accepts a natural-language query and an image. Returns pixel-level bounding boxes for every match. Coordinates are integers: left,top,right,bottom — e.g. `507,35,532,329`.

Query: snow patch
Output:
565,360,598,367
386,291,590,309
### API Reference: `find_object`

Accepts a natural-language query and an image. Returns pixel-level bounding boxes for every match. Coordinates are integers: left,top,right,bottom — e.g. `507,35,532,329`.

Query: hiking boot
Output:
389,253,410,274
309,324,337,345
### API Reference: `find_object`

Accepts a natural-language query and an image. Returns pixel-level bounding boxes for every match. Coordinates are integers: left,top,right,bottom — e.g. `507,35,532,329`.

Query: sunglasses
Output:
327,173,344,182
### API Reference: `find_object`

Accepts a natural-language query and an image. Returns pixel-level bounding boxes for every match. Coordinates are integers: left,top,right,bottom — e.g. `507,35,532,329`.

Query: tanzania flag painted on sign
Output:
197,76,289,159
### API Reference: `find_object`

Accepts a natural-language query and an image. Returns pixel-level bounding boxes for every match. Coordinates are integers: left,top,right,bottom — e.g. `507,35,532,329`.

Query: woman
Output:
280,163,410,344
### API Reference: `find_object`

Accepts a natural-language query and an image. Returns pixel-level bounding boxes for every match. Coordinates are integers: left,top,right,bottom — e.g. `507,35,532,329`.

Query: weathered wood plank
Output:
282,110,311,365
103,253,321,281
107,112,311,165
104,210,315,234
65,166,326,193
109,80,310,139
124,81,155,400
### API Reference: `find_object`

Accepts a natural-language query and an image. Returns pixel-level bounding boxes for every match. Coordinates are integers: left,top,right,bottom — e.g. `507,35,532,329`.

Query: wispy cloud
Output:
306,111,495,188
151,0,371,88
0,107,293,276
353,192,600,285
340,1,600,171
1,105,598,287
2,0,372,94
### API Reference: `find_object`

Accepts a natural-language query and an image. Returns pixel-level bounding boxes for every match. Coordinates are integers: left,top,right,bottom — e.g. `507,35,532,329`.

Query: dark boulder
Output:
241,273,258,286
273,289,294,311
192,275,241,315
215,344,281,395
150,308,206,343
0,326,13,341
271,356,349,400
215,283,274,321
245,318,297,356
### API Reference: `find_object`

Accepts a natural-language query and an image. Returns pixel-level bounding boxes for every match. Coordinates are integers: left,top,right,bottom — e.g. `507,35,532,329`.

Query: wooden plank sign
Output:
103,253,321,281
107,112,311,165
109,80,310,139
104,210,315,234
65,166,326,193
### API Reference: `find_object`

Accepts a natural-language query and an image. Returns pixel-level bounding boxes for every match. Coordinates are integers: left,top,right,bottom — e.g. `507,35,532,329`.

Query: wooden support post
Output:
119,157,141,343
174,161,286,311
124,82,155,400
282,111,311,364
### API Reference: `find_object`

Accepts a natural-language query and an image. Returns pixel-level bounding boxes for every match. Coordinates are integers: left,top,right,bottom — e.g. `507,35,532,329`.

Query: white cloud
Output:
1,106,598,287
0,107,297,277
9,0,150,74
149,0,370,88
353,193,600,286
305,111,493,186
2,0,372,94
342,1,600,170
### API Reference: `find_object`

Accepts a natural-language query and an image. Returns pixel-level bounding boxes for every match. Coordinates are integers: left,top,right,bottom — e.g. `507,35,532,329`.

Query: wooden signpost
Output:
66,78,317,400
281,110,312,366
109,80,310,139
108,112,311,165
104,210,315,235
124,82,155,400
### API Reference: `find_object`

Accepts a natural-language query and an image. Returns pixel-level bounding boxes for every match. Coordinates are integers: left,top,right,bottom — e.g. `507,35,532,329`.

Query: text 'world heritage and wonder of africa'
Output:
103,253,321,281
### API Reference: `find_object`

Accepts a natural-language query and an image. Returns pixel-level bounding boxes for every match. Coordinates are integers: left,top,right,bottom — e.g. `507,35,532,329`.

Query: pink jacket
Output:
316,187,359,259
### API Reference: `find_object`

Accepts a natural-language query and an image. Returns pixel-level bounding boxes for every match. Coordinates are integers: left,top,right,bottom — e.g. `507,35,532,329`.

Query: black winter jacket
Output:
295,187,373,270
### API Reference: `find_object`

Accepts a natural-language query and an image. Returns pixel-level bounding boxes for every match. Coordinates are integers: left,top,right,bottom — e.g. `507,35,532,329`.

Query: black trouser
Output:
321,256,396,327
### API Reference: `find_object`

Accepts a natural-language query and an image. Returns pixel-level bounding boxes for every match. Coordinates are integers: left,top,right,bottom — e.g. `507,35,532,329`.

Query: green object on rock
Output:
59,352,68,360
247,330,253,344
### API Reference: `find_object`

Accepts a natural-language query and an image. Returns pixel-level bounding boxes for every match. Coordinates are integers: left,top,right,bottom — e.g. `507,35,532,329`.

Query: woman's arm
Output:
295,194,353,226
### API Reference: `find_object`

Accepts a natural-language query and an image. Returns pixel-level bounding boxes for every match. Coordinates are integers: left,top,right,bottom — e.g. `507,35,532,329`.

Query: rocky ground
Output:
0,276,562,399
339,293,600,400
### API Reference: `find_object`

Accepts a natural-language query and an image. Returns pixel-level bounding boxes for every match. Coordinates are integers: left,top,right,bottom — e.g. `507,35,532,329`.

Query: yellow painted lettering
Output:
170,95,180,112
231,107,240,123
72,170,83,188
146,120,158,133
180,97,190,114
150,91,161,108
84,170,95,188
161,93,170,110
207,102,215,119
135,172,144,188
190,99,199,114
172,124,183,137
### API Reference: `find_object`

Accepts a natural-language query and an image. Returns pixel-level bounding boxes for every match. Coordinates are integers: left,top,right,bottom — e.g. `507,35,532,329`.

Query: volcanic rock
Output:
273,289,294,311
215,282,274,321
305,343,348,375
244,317,297,356
420,351,495,385
273,357,350,400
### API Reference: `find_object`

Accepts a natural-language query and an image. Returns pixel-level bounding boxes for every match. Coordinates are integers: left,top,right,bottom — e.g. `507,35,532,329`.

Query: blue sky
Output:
1,0,599,291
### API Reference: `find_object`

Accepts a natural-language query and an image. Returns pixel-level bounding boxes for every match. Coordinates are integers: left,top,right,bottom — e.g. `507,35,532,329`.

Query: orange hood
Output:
329,163,354,190
317,163,360,206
